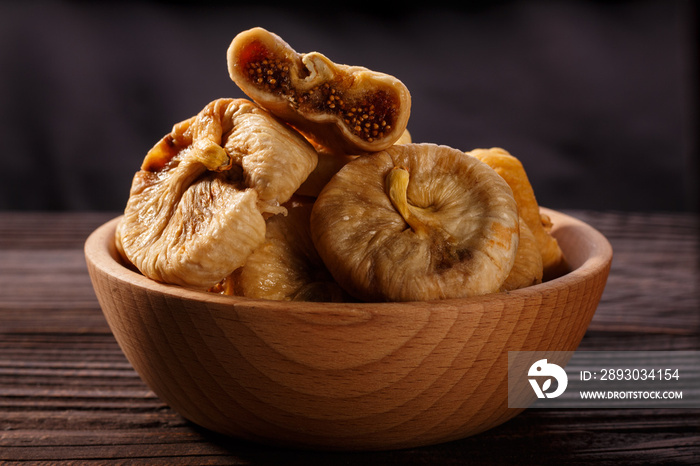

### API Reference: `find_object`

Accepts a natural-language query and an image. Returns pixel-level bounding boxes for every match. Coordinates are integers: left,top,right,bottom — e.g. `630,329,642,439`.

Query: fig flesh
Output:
227,27,411,155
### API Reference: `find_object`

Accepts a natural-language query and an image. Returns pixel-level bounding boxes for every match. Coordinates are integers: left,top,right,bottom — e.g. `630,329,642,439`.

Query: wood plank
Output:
572,210,700,334
0,249,108,333
0,212,117,250
2,410,696,464
0,210,697,463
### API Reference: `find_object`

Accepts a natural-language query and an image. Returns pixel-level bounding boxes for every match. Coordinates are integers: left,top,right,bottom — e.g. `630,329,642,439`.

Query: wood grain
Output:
1,210,698,463
83,209,611,450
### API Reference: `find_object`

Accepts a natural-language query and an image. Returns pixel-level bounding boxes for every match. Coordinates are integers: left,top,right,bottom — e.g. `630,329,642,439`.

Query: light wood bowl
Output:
84,208,612,451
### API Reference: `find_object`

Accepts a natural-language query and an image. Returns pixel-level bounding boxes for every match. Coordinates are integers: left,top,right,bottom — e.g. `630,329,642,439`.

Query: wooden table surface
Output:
0,210,698,465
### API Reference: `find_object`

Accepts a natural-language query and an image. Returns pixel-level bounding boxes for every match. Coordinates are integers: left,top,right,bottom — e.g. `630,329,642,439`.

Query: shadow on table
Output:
186,411,578,465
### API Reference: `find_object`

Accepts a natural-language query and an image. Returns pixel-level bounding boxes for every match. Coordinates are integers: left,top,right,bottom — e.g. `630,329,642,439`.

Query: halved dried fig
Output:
220,197,348,302
116,98,318,290
468,147,567,280
227,27,411,155
310,143,520,302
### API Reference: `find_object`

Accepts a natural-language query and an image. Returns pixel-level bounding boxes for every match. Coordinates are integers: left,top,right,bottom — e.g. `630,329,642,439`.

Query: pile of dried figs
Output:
115,27,566,303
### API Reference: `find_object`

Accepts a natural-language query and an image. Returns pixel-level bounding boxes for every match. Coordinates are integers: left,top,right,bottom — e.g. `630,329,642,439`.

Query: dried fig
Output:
116,98,318,289
310,143,520,302
295,151,357,198
227,27,411,155
500,219,543,291
394,128,413,145
220,197,348,302
296,129,413,198
469,147,567,280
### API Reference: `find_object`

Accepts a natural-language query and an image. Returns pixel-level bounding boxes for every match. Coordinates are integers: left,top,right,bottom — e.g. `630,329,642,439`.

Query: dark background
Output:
0,0,697,212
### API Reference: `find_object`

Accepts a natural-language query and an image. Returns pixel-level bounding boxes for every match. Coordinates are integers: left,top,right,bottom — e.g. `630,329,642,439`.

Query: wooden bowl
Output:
85,208,612,451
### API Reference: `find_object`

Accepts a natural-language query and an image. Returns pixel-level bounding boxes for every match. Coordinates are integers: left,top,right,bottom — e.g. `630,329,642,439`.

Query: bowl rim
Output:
84,207,612,311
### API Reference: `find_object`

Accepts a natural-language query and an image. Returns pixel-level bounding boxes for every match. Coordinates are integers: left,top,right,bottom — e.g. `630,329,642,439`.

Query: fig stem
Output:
192,138,232,172
386,167,429,236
